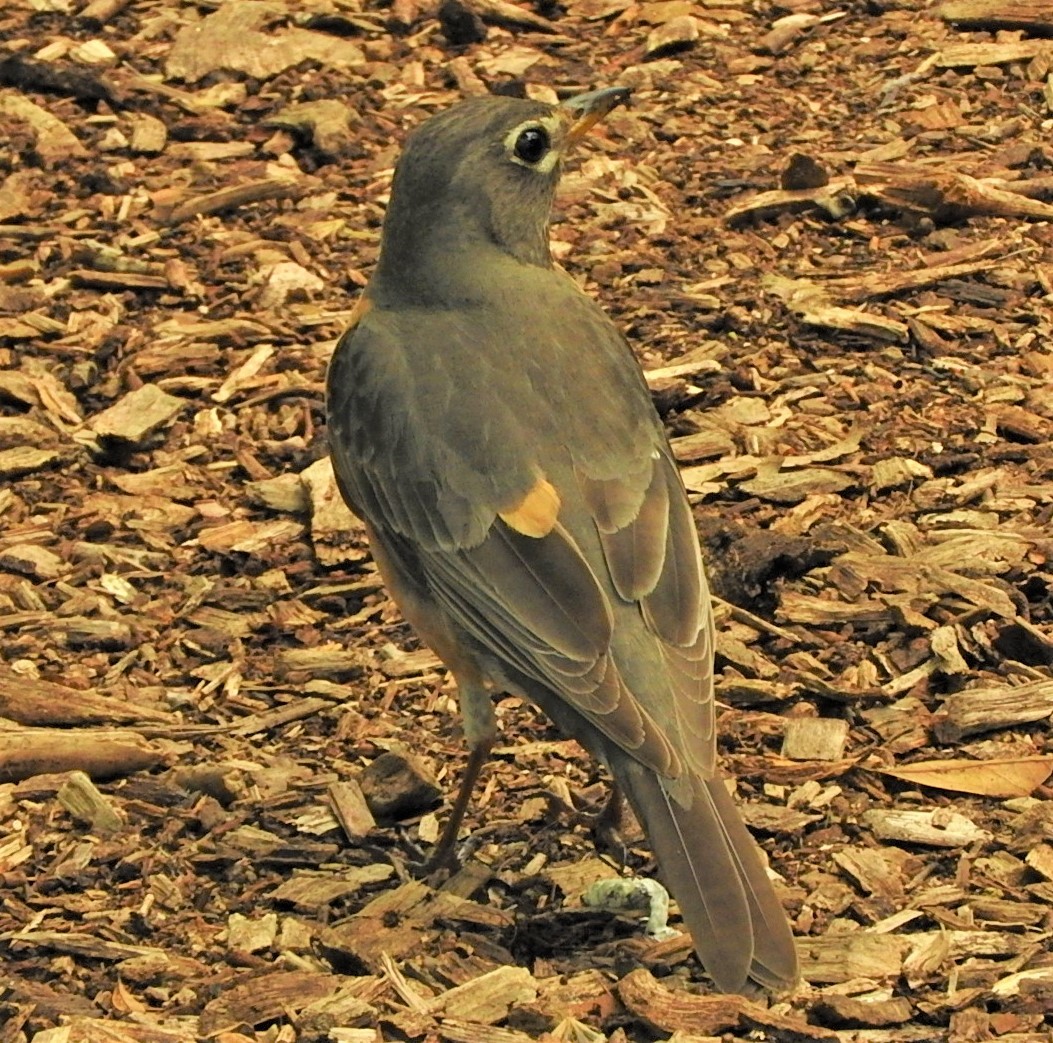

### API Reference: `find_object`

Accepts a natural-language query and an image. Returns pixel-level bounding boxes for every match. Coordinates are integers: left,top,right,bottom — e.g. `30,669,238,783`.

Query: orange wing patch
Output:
499,476,561,538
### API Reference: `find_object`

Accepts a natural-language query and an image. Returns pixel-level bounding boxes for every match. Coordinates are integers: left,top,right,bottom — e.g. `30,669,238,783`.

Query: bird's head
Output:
374,88,629,295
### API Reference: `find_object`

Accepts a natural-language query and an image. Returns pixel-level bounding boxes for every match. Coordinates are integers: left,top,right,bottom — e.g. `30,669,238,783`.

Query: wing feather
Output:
640,454,705,647
417,521,682,776
466,522,611,661
582,455,670,603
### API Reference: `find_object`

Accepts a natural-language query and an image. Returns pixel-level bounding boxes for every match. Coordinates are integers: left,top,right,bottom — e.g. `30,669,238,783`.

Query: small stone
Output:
439,0,487,44
358,750,442,819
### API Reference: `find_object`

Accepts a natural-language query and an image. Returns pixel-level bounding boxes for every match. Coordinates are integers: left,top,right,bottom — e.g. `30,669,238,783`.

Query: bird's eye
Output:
513,126,550,165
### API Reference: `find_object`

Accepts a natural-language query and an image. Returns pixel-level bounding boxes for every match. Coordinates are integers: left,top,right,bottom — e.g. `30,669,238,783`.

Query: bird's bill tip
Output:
561,86,631,144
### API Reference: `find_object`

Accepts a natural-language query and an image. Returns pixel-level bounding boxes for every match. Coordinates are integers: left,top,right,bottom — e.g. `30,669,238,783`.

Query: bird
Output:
325,87,799,994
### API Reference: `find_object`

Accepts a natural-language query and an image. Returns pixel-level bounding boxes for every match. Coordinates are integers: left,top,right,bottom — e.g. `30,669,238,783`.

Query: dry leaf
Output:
873,756,1053,798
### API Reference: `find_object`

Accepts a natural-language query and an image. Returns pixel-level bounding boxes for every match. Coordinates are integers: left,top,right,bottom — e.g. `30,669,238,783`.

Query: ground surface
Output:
2,0,1053,1040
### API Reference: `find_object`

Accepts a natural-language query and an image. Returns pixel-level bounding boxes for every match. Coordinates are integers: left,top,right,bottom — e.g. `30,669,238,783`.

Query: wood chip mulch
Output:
2,0,1053,1041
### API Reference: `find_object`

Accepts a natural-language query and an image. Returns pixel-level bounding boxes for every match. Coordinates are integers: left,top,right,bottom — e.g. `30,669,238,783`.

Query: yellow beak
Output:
562,87,631,145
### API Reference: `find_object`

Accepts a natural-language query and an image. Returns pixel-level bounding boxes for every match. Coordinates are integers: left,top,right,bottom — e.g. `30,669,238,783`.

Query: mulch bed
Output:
2,0,1053,1040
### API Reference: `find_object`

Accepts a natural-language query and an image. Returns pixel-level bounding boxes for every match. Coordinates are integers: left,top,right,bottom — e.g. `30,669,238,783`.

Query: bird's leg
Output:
596,781,624,834
592,782,629,865
425,677,495,871
425,738,492,871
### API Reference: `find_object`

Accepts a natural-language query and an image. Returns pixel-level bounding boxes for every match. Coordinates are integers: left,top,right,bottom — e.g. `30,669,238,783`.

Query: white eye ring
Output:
504,116,562,173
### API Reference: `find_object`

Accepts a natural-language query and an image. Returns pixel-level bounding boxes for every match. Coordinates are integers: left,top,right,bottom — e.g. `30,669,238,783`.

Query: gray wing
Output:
326,290,715,784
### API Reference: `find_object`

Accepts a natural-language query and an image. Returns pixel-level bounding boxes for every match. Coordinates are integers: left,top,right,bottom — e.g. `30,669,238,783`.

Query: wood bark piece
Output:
716,628,779,679
645,15,699,58
934,679,1053,741
428,965,537,1022
617,967,835,1038
670,427,735,463
227,911,278,954
197,517,305,555
319,880,514,972
968,897,1045,926
438,1020,539,1043
821,551,1019,620
0,174,39,223
378,644,443,678
198,970,350,1035
906,928,1043,962
271,864,394,911
157,176,305,225
302,455,368,567
254,262,325,310
1,931,173,962
455,0,557,33
990,404,1053,443
940,0,1053,33
531,968,618,1024
440,859,493,900
328,778,377,839
857,164,1053,223
740,464,854,504
782,717,849,761
0,93,88,166
246,471,310,512
166,2,366,82
211,343,276,402
1,976,100,1025
0,416,58,450
1026,844,1053,881
870,457,934,492
862,808,991,847
57,770,125,832
86,384,185,446
757,13,821,56
763,274,908,343
799,934,910,983
935,41,1048,68
834,258,1003,303
0,47,120,99
0,543,66,580
814,993,915,1027
263,100,354,158
70,269,172,291
299,988,379,1036
833,846,910,906
0,445,63,478
0,727,164,782
447,55,490,94
19,1016,199,1042
275,643,368,678
126,113,168,156
54,617,136,650
725,176,858,225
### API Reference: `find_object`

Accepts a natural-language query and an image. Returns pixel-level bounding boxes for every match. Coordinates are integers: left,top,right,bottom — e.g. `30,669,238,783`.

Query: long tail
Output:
616,759,798,993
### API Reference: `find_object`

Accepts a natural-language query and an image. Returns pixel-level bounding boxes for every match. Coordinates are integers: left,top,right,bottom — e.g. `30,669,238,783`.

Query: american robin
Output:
326,88,798,994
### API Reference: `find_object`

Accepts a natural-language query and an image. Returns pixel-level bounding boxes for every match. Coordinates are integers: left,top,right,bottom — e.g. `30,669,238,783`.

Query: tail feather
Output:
616,760,798,993
705,771,799,990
